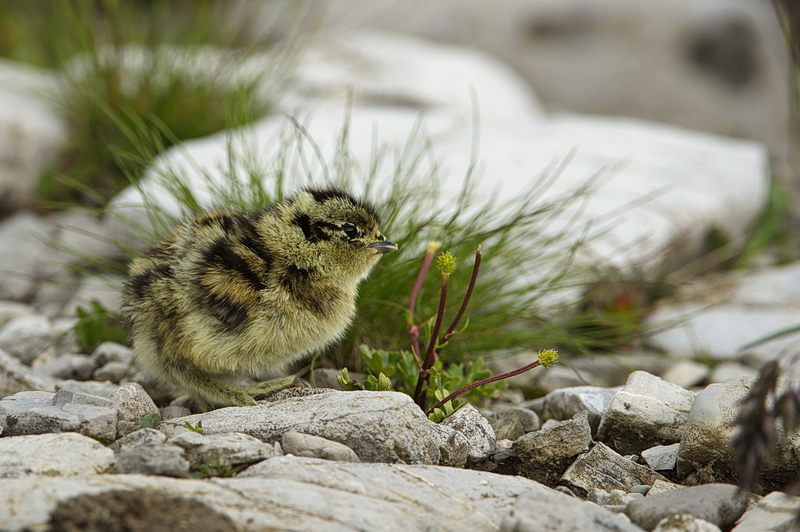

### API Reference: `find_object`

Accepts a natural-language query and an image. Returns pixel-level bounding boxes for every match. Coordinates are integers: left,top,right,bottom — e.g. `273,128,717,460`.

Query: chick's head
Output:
281,188,397,281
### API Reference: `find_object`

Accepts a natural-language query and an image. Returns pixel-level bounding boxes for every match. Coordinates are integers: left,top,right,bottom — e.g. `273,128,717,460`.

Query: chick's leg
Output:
244,376,308,400
169,367,258,410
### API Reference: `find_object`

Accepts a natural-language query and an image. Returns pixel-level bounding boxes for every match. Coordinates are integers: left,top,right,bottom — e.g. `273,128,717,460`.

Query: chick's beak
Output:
367,239,398,254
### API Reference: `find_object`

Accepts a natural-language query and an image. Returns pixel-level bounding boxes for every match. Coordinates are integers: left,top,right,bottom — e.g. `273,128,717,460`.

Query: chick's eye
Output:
341,224,358,239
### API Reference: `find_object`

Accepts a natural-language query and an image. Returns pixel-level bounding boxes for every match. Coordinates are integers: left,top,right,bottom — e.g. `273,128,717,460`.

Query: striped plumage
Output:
121,188,397,410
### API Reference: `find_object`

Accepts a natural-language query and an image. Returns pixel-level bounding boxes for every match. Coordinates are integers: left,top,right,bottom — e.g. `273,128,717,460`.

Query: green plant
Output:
140,412,161,429
339,244,558,419
184,420,203,434
74,299,128,351
0,1,292,208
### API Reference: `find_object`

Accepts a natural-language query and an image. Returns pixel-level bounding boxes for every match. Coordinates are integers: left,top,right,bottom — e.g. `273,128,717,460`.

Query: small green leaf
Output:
141,413,161,429
184,420,203,433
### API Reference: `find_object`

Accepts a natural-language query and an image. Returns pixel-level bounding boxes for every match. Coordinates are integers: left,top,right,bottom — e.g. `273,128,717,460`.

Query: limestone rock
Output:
542,385,617,435
0,301,36,327
731,491,800,532
597,370,695,455
0,314,54,365
512,410,592,486
430,423,469,468
0,390,117,442
109,428,167,454
108,382,159,438
310,1,791,179
0,213,61,302
675,378,799,490
0,455,557,532
281,431,359,462
498,486,643,532
115,443,190,477
170,431,281,470
0,432,115,478
0,59,65,213
625,483,748,531
91,341,133,366
0,348,57,398
32,353,96,381
641,443,681,472
653,514,722,532
661,359,710,389
440,402,496,461
561,441,667,497
164,390,440,464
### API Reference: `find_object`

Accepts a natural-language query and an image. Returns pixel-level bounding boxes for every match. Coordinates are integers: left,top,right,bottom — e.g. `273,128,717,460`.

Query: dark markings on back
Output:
196,289,250,331
202,239,263,291
127,263,173,300
280,265,326,315
239,231,274,272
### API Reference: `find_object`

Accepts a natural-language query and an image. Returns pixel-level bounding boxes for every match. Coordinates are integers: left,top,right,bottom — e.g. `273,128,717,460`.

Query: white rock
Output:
653,513,723,532
0,59,66,211
708,362,758,384
109,427,167,454
32,354,96,381
732,491,800,532
676,379,751,485
170,431,281,469
0,390,118,442
561,441,666,497
281,430,359,462
0,432,114,478
62,273,124,317
649,478,683,495
430,423,469,468
512,410,592,486
0,301,36,327
0,348,57,398
109,382,159,438
0,314,54,365
115,443,189,477
649,303,800,361
661,359,710,389
309,0,792,179
91,341,133,366
282,29,544,127
650,264,800,361
499,480,643,532
641,443,681,471
597,371,695,455
163,389,440,464
440,402,496,461
0,456,555,532
542,385,618,434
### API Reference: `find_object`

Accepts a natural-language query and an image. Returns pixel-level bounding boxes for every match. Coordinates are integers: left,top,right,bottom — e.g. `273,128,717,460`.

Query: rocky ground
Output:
1,2,800,530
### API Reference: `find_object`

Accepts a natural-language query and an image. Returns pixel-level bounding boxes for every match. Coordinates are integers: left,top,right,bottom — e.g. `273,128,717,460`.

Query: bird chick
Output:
121,188,397,410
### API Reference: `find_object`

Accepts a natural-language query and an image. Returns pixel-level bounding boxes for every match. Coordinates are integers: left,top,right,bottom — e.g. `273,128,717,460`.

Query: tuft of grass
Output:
0,0,293,208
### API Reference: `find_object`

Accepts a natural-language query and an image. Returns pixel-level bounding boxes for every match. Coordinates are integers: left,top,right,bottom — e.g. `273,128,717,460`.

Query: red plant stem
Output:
426,359,542,416
408,246,437,366
440,246,482,346
408,247,436,322
413,274,450,408
424,276,449,369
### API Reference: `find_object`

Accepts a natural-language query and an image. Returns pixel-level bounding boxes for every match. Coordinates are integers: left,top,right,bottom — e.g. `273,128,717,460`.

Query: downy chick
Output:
121,188,397,410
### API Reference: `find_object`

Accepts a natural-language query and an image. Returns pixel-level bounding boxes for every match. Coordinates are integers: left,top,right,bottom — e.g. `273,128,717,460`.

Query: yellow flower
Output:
538,349,559,368
436,252,457,275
